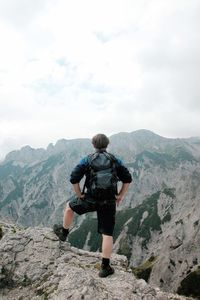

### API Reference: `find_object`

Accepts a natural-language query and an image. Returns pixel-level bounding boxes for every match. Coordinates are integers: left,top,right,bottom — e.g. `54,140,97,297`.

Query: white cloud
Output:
0,0,200,159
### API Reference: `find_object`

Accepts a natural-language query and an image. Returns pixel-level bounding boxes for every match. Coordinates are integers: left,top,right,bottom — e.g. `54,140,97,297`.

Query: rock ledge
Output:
0,224,193,300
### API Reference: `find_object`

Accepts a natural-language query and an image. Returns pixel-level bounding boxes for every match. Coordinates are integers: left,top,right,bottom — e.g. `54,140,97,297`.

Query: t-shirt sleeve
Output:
70,156,89,184
115,159,132,183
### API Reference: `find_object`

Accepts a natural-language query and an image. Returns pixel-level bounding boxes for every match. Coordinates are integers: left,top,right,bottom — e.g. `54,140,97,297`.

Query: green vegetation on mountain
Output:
68,215,102,251
0,162,23,179
32,200,49,209
177,266,200,299
68,190,173,255
132,148,196,179
117,236,133,260
172,147,197,162
161,211,171,223
35,154,64,180
131,255,157,282
160,188,175,224
0,179,23,209
114,191,162,250
162,187,175,199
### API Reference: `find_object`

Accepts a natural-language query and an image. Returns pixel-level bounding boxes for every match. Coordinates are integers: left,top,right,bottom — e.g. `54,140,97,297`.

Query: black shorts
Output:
69,195,116,236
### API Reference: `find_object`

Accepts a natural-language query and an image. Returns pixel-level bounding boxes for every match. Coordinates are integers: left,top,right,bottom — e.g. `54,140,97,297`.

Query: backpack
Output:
86,151,118,201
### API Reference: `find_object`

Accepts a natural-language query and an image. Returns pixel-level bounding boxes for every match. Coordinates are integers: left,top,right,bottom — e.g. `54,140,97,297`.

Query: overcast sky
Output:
0,0,200,159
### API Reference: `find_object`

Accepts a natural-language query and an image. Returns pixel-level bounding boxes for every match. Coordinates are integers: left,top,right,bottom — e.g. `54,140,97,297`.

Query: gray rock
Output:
0,225,191,300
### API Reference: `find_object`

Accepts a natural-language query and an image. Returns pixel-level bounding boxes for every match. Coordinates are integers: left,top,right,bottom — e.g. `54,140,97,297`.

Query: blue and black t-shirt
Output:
70,151,132,188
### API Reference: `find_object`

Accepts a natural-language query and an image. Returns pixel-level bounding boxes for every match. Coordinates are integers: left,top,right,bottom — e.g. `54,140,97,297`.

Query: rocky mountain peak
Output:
4,145,46,165
2,130,200,166
0,223,191,300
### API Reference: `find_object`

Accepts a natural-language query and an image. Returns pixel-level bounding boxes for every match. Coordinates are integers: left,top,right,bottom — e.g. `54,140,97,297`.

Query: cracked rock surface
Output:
0,223,193,300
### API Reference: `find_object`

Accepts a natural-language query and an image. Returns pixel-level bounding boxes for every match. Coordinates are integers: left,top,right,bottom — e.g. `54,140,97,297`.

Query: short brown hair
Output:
92,134,109,149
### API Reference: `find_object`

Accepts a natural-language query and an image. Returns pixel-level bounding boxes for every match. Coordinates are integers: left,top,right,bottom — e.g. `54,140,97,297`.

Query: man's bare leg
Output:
63,204,74,229
99,234,114,277
53,204,74,241
102,234,113,258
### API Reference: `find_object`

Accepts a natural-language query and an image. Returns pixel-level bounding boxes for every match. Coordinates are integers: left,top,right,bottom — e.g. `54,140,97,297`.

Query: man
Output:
53,133,132,277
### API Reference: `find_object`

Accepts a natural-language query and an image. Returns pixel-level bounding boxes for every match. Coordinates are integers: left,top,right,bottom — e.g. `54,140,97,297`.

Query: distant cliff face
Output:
1,130,200,297
0,138,93,226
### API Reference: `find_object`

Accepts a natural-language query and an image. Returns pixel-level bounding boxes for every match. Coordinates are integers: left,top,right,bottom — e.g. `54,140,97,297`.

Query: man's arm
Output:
115,183,130,206
70,156,88,199
72,183,85,199
115,158,132,206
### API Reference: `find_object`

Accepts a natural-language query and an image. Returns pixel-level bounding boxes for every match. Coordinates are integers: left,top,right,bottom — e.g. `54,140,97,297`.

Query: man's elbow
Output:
70,178,79,184
123,178,132,184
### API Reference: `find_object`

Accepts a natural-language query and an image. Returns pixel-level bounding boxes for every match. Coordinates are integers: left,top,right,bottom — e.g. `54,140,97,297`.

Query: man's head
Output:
92,133,110,150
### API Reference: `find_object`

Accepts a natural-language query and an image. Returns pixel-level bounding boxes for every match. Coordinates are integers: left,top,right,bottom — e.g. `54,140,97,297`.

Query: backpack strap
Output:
82,179,87,195
87,153,98,164
81,153,96,194
103,152,117,163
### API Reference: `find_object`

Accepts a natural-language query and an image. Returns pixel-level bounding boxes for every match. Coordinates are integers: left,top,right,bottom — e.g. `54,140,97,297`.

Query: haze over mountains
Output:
1,129,200,298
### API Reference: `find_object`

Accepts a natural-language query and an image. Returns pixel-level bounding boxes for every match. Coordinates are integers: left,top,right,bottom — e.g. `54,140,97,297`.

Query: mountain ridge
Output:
2,129,200,165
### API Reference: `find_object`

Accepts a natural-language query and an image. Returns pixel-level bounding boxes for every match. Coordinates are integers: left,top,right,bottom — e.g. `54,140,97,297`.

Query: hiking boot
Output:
99,265,115,278
53,224,68,241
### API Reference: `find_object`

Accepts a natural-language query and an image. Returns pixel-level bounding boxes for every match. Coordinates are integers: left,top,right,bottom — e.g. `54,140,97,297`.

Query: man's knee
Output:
64,204,74,214
102,234,113,240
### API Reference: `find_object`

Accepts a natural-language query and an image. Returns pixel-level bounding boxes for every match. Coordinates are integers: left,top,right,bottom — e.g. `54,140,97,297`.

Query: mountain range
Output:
0,129,200,298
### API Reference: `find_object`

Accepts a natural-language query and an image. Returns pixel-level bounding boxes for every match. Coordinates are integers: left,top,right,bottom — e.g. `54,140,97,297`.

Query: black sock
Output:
62,227,69,235
102,258,110,268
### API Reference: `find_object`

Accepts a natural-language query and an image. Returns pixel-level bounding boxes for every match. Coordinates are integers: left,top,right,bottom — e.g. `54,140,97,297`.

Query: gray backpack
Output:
87,152,118,200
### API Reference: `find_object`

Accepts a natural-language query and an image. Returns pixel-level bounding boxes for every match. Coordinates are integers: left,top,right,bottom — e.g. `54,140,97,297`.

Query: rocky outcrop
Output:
67,187,200,297
0,224,192,300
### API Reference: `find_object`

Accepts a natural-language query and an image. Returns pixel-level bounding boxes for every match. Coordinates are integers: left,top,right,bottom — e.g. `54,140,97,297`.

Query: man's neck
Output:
95,148,107,153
